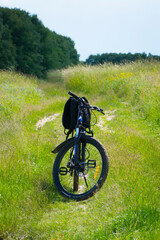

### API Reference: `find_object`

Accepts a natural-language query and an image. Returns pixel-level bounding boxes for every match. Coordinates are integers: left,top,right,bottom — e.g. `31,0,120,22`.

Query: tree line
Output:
0,7,79,78
1,7,160,78
86,52,160,65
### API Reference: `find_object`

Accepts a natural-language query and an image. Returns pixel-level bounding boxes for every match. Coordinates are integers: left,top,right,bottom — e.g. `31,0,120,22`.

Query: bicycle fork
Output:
74,126,89,190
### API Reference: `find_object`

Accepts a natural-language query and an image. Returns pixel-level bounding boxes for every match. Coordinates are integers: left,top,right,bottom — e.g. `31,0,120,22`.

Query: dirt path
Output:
97,110,116,132
36,113,60,129
35,109,116,131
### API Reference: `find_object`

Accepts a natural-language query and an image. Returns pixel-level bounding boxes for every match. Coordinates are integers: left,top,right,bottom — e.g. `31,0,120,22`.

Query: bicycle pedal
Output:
59,167,69,175
87,160,96,168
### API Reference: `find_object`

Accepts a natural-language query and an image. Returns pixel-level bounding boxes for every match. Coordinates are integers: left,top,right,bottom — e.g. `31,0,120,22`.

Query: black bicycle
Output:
52,91,109,201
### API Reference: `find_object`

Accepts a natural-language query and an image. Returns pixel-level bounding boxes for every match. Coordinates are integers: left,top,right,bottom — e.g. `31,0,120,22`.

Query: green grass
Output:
0,62,160,239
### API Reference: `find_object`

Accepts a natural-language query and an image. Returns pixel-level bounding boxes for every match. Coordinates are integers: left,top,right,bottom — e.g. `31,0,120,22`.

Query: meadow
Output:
0,61,160,239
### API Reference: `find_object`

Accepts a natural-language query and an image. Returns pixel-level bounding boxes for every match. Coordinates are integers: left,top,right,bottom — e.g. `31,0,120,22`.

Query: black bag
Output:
62,97,91,136
62,97,78,134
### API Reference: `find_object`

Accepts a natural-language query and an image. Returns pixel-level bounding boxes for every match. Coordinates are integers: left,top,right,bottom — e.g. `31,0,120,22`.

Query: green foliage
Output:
62,61,160,128
86,52,160,65
0,7,79,78
0,63,160,239
0,19,17,69
0,71,44,118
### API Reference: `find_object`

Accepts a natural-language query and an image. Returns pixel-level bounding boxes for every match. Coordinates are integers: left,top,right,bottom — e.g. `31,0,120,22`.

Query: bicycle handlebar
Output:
90,106,105,115
68,91,80,100
68,91,105,115
68,91,89,106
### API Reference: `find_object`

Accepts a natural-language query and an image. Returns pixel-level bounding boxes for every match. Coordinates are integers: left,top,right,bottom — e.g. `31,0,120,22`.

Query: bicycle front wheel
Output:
53,135,109,201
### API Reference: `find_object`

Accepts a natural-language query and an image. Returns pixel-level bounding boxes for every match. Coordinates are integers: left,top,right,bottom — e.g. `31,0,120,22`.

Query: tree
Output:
0,17,16,69
0,7,79,78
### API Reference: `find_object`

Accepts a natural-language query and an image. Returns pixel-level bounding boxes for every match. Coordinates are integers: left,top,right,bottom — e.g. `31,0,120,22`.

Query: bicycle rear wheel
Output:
53,135,109,201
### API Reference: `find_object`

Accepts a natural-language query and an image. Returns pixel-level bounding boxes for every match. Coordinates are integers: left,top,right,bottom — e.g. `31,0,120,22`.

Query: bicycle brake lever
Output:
97,107,105,115
101,111,105,115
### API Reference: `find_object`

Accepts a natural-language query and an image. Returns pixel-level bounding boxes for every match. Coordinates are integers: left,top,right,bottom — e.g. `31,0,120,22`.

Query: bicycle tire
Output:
53,135,109,201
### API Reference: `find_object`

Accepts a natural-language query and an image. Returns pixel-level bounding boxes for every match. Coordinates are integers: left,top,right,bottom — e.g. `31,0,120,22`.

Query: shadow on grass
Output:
39,179,71,203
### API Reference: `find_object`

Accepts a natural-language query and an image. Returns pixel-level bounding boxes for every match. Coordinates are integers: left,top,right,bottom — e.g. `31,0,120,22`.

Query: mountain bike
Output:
52,91,109,201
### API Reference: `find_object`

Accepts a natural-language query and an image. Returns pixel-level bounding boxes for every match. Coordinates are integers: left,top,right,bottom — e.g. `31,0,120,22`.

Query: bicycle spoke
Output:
53,135,109,200
83,174,88,188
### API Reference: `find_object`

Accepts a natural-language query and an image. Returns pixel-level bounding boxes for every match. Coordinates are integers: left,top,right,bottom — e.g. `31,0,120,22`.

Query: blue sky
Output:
0,0,160,60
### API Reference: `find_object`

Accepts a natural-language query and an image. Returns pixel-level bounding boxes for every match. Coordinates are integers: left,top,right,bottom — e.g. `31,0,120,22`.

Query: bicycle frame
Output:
52,105,88,156
52,90,104,157
74,104,84,165
52,91,108,200
52,99,94,155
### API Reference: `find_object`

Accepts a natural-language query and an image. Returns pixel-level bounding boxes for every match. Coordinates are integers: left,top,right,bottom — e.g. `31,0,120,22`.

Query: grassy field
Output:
0,61,160,239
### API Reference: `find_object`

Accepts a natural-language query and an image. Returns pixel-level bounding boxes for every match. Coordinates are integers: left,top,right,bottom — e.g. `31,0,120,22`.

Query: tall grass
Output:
0,62,160,239
0,71,44,119
0,71,63,238
61,61,160,128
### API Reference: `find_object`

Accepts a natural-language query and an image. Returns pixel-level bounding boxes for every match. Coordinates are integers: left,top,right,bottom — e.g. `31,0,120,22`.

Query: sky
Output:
0,0,160,61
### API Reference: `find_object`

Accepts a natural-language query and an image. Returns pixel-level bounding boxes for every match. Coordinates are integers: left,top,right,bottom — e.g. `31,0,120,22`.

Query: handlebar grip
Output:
91,106,105,115
68,91,79,100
